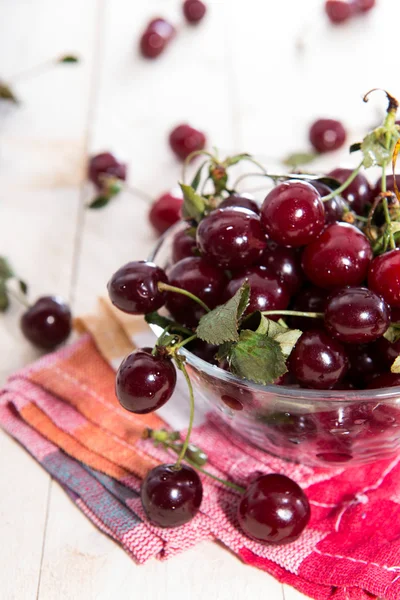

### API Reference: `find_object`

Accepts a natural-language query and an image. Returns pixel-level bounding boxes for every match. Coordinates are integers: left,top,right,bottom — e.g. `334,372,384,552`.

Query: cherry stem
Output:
173,361,195,469
173,334,197,351
8,55,71,83
381,164,396,251
124,184,153,204
262,310,324,319
157,282,210,313
321,162,363,202
182,150,215,185
5,283,30,309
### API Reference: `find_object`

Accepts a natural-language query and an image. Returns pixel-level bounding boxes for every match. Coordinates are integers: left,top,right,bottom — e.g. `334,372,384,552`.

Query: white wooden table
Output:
0,1,399,598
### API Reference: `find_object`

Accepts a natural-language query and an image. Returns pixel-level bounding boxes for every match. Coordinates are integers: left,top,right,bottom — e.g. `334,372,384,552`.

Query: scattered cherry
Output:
258,241,304,294
107,261,168,314
368,250,400,307
88,152,127,188
301,222,373,290
141,463,203,527
289,330,348,389
325,1,354,24
328,168,372,215
238,474,310,545
20,296,72,350
219,194,260,215
140,19,175,59
169,124,206,160
172,227,198,263
183,0,207,24
196,207,266,269
149,192,183,235
261,181,325,247
310,181,345,224
309,119,346,153
224,266,290,315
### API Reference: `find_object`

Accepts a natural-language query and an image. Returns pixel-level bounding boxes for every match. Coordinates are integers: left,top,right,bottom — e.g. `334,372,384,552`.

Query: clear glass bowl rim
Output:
148,222,400,405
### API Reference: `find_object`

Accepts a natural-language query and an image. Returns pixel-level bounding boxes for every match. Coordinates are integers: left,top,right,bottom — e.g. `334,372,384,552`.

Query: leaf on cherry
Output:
58,54,80,64
215,341,233,362
229,329,287,385
256,315,302,358
384,325,400,344
361,126,400,168
283,152,318,168
180,183,208,223
196,282,250,345
0,83,18,104
88,196,111,209
391,355,400,374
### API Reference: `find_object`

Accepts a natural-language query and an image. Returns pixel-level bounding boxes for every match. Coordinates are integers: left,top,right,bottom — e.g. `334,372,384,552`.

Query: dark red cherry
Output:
186,339,218,365
147,18,176,39
20,296,71,350
368,250,400,308
374,174,399,196
346,344,383,387
258,241,304,294
367,373,400,389
219,194,260,215
309,119,346,153
328,168,372,215
183,0,207,23
355,0,376,12
169,124,206,160
224,266,290,316
372,336,400,371
140,19,175,59
289,330,348,389
196,207,266,269
107,261,168,314
172,227,198,263
141,463,203,527
238,474,310,545
310,181,345,224
166,257,227,327
325,1,354,23
288,285,329,331
325,287,391,344
88,152,127,188
302,222,373,290
149,192,183,235
116,348,176,413
261,181,325,247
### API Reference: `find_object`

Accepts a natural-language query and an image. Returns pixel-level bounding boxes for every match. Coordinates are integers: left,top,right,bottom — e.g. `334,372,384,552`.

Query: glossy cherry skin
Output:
172,227,198,263
301,222,373,290
261,181,325,247
224,266,290,315
116,348,176,414
309,119,346,153
183,0,207,23
88,152,127,188
141,464,203,527
325,1,354,23
147,18,176,39
328,168,372,215
169,124,206,160
166,257,227,327
289,330,348,389
368,250,400,307
196,207,266,269
238,474,310,545
21,296,71,350
140,19,175,59
310,181,345,224
372,336,400,371
367,373,400,389
288,285,329,331
107,261,168,314
149,192,183,235
219,194,260,215
324,287,391,344
258,241,304,294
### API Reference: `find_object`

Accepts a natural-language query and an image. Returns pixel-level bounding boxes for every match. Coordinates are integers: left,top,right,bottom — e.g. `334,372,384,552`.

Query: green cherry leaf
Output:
384,324,400,344
215,341,233,362
180,183,208,223
0,82,19,104
190,160,208,192
349,142,362,154
230,330,287,385
58,54,80,64
361,126,400,168
88,196,111,209
223,153,251,167
283,152,318,168
0,256,14,280
391,355,400,374
196,282,250,345
256,314,302,358
0,280,9,312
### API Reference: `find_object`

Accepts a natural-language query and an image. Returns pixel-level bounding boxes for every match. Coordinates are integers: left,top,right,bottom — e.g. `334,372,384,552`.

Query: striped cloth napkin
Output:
1,297,400,600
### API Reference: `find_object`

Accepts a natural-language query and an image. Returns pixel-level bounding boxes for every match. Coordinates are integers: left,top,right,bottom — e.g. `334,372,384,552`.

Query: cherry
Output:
261,181,325,248
310,181,345,224
346,344,382,387
169,124,206,160
186,339,218,364
325,1,353,24
328,168,372,215
147,19,176,39
172,227,198,263
196,207,266,269
289,330,348,389
288,285,329,331
368,250,400,307
140,19,175,59
166,257,227,327
355,0,376,12
88,152,127,188
374,174,399,195
20,296,71,350
238,474,310,545
219,194,260,215
116,348,176,414
183,0,207,24
141,463,203,527
107,261,168,314
309,119,346,153
258,241,304,294
224,266,290,315
325,287,390,344
372,336,400,371
301,222,373,290
367,373,400,389
149,192,183,235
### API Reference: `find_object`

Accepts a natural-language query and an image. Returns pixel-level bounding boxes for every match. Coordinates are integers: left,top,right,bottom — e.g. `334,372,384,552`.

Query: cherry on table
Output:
328,168,372,215
169,124,206,160
149,192,183,235
107,261,168,314
219,194,260,215
140,19,175,59
258,240,304,294
325,1,354,24
172,227,198,263
309,119,346,153
368,249,400,308
88,152,127,188
183,0,207,24
238,473,310,544
20,296,72,350
141,463,203,527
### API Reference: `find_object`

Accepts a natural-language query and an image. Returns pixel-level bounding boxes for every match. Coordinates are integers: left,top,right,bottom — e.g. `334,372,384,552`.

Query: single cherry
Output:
140,19,175,59
238,474,310,545
116,348,176,413
374,174,399,196
196,207,266,269
107,261,168,314
309,119,346,153
149,192,183,235
261,181,325,247
141,463,203,527
219,194,260,215
258,241,304,294
325,1,354,23
88,152,127,188
346,344,382,387
172,227,198,263
21,296,71,350
183,0,207,23
301,222,373,290
169,124,206,160
310,181,345,224
289,330,348,389
328,168,372,215
368,250,400,308
224,266,290,315
325,287,390,344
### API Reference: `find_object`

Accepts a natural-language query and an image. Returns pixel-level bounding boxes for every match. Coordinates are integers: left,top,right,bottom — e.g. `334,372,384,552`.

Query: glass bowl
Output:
149,222,400,467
